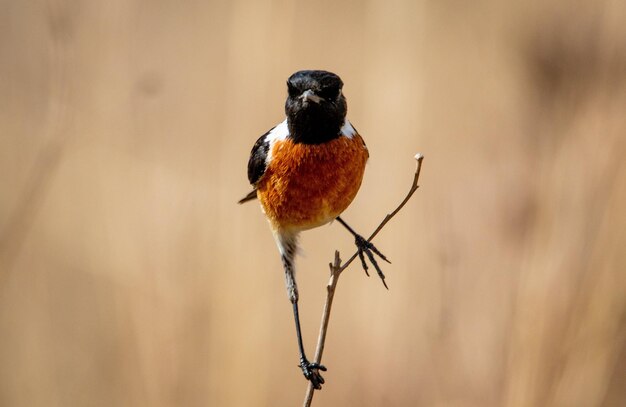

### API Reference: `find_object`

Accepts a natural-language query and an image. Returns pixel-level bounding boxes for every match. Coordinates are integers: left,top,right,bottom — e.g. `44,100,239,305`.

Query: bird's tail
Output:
238,190,258,204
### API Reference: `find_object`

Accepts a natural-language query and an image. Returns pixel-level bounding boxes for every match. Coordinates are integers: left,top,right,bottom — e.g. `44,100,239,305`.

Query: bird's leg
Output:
291,298,326,389
278,233,326,389
336,216,390,288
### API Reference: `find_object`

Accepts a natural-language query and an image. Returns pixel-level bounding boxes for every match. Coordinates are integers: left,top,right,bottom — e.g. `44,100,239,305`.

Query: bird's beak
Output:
301,89,323,104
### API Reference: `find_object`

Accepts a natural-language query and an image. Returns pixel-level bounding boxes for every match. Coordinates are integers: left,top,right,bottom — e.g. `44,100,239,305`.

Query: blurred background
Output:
1,0,625,406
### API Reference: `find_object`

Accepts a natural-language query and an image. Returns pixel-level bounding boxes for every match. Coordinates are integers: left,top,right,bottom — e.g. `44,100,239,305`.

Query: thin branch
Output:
303,153,424,407
302,251,342,407
338,153,424,273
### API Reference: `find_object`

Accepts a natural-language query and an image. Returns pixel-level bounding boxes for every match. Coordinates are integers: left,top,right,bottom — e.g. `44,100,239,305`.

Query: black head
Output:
285,70,347,144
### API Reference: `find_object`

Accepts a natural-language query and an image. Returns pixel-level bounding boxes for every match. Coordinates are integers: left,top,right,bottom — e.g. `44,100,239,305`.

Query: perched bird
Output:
239,70,388,389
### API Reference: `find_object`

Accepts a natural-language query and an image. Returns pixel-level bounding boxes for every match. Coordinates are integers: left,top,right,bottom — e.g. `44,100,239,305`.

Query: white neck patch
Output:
340,119,356,138
264,119,289,165
266,119,289,143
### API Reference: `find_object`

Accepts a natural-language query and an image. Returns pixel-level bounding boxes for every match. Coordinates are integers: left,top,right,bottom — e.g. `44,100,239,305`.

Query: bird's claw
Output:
354,235,390,289
300,358,327,390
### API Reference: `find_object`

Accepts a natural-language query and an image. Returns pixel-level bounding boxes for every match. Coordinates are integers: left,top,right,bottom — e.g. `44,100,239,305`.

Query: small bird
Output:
239,70,389,389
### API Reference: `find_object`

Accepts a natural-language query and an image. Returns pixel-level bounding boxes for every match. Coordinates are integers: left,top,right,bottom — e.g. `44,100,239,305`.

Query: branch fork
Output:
303,153,424,406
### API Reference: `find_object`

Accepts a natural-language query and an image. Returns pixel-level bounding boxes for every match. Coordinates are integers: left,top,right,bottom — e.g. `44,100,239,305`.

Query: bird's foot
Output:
354,234,391,289
300,358,326,390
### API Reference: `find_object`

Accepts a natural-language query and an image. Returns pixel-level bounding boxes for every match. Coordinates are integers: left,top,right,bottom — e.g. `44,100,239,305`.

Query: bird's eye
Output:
319,87,340,101
287,81,300,97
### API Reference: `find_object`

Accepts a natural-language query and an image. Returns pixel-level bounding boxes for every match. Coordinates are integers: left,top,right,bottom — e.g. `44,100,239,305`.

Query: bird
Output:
239,70,389,390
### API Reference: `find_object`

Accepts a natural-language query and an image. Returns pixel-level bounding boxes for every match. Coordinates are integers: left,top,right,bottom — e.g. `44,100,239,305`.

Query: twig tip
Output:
414,153,423,162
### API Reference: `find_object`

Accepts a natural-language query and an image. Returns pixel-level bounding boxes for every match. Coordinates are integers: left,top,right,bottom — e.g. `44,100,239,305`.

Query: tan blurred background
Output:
1,0,625,406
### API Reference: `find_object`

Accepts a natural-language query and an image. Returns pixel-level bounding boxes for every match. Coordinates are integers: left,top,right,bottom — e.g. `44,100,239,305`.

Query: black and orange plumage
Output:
239,70,388,389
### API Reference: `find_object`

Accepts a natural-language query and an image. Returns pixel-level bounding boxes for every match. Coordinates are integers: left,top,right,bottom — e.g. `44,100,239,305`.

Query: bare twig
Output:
303,154,424,407
302,251,342,407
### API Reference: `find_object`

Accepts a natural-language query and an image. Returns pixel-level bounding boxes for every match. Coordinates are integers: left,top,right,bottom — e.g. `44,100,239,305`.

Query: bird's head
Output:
285,70,347,144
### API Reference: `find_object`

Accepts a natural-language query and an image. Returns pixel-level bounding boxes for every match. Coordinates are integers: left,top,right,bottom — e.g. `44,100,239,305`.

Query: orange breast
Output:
257,134,369,232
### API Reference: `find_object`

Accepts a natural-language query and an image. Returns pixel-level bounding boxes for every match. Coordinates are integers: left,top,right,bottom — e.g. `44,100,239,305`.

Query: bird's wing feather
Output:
247,129,272,186
237,132,269,204
239,120,290,204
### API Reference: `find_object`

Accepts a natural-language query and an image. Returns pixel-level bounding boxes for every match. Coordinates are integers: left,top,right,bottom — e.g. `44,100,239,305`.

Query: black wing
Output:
238,128,273,204
247,129,272,186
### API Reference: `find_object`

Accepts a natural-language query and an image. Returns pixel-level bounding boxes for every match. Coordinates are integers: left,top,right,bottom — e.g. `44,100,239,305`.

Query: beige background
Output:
1,0,625,406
